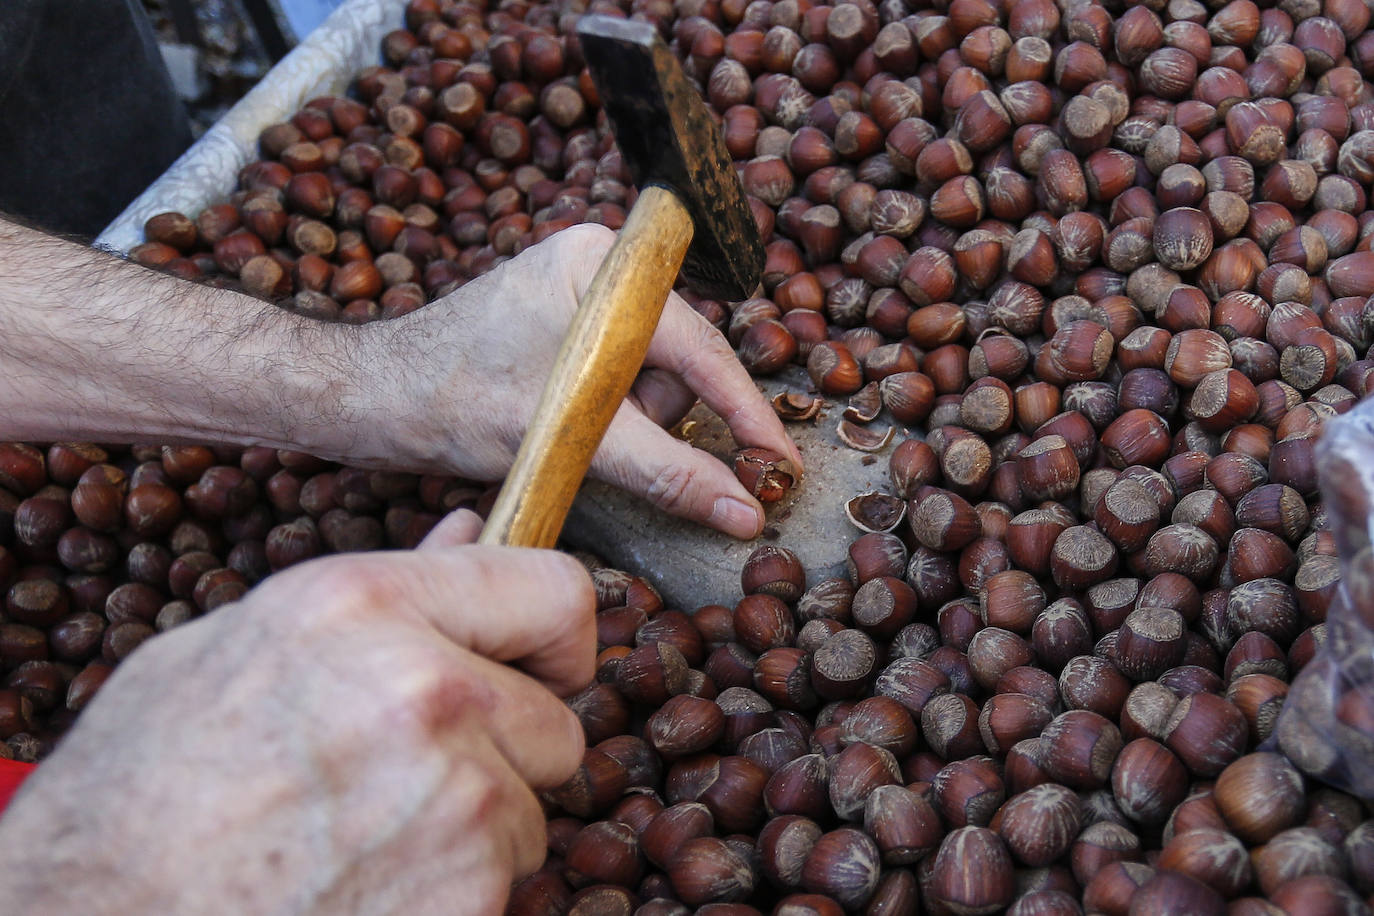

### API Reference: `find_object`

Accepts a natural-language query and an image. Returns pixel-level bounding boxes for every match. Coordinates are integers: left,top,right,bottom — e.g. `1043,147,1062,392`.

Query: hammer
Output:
478,14,764,549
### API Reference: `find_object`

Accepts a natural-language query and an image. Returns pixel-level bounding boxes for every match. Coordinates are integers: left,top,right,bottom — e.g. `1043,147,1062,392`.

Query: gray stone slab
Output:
565,367,917,609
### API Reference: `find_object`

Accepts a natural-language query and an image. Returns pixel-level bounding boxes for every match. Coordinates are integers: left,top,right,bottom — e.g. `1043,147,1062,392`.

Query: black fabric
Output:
0,0,193,237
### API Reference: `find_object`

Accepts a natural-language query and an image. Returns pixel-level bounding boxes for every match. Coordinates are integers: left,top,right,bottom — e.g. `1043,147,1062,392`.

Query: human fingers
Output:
442,757,550,882
536,225,798,470
644,293,804,474
277,547,595,697
432,741,552,884
628,367,699,429
418,508,485,549
312,731,552,908
591,404,767,539
440,652,588,791
395,547,597,697
254,551,589,784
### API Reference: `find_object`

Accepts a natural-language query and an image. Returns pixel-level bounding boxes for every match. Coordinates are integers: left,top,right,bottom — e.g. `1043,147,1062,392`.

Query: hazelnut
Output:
863,784,941,866
1128,870,1226,916
851,577,917,640
1213,752,1306,844
1253,829,1348,897
847,533,907,585
1140,524,1219,582
839,696,916,757
732,448,799,503
1114,606,1187,681
1101,409,1172,468
932,756,1005,828
827,740,900,821
1163,692,1247,776
756,814,822,890
1094,478,1160,552
754,647,818,711
1031,600,1094,674
1016,436,1080,502
1006,509,1070,579
1268,874,1368,915
800,827,881,910
646,695,727,760
1082,861,1156,915
806,341,864,396
967,627,1034,693
1004,737,1053,796
1040,709,1123,789
615,643,689,706
926,827,1015,914
1070,821,1142,887
1110,738,1188,826
909,489,980,552
564,820,644,889
994,783,1082,867
667,836,755,906
921,692,985,760
1154,207,1215,270
733,593,796,654
810,629,878,701
764,754,831,823
1049,525,1119,592
1058,655,1131,719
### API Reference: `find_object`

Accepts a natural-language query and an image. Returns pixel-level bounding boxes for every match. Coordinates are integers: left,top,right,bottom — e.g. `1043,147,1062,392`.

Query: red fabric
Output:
0,759,35,811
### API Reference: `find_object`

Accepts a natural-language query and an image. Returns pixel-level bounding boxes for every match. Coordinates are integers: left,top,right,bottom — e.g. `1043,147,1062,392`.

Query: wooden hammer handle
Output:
479,186,696,548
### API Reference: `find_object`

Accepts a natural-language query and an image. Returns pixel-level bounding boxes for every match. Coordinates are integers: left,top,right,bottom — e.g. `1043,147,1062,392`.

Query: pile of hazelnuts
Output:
0,442,510,762
119,0,1374,911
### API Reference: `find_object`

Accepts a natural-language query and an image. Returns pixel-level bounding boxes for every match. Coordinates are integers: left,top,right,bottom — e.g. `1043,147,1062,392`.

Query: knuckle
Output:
679,320,741,376
232,555,368,634
520,690,588,789
563,221,616,256
392,660,484,736
557,622,598,697
449,755,509,830
308,560,402,624
449,757,544,877
644,462,700,515
694,316,735,355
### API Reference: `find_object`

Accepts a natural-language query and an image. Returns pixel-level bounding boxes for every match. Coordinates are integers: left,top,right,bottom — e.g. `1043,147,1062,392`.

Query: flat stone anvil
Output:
564,367,911,609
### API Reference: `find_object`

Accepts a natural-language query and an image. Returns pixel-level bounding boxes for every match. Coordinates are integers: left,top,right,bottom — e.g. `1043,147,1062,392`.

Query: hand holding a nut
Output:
1,218,796,540
360,224,803,539
0,509,594,913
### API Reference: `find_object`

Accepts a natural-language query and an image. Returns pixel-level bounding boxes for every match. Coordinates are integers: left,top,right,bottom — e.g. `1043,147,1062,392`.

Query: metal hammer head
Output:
576,15,764,302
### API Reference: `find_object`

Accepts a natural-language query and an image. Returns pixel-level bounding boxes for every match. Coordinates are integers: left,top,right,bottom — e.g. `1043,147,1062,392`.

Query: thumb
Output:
419,508,486,549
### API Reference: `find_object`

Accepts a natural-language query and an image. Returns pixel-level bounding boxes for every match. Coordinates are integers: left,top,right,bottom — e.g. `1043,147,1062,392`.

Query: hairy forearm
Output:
0,216,394,463
0,217,795,534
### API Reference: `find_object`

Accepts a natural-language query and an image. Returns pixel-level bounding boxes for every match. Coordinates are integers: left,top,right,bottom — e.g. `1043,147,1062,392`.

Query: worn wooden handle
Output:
479,186,695,548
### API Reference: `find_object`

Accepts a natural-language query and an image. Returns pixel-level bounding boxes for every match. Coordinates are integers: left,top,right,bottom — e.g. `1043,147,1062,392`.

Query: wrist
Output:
332,295,512,478
0,217,382,463
322,316,449,473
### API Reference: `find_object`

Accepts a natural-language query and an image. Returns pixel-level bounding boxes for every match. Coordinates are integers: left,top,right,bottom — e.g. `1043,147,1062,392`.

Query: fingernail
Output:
710,497,762,537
